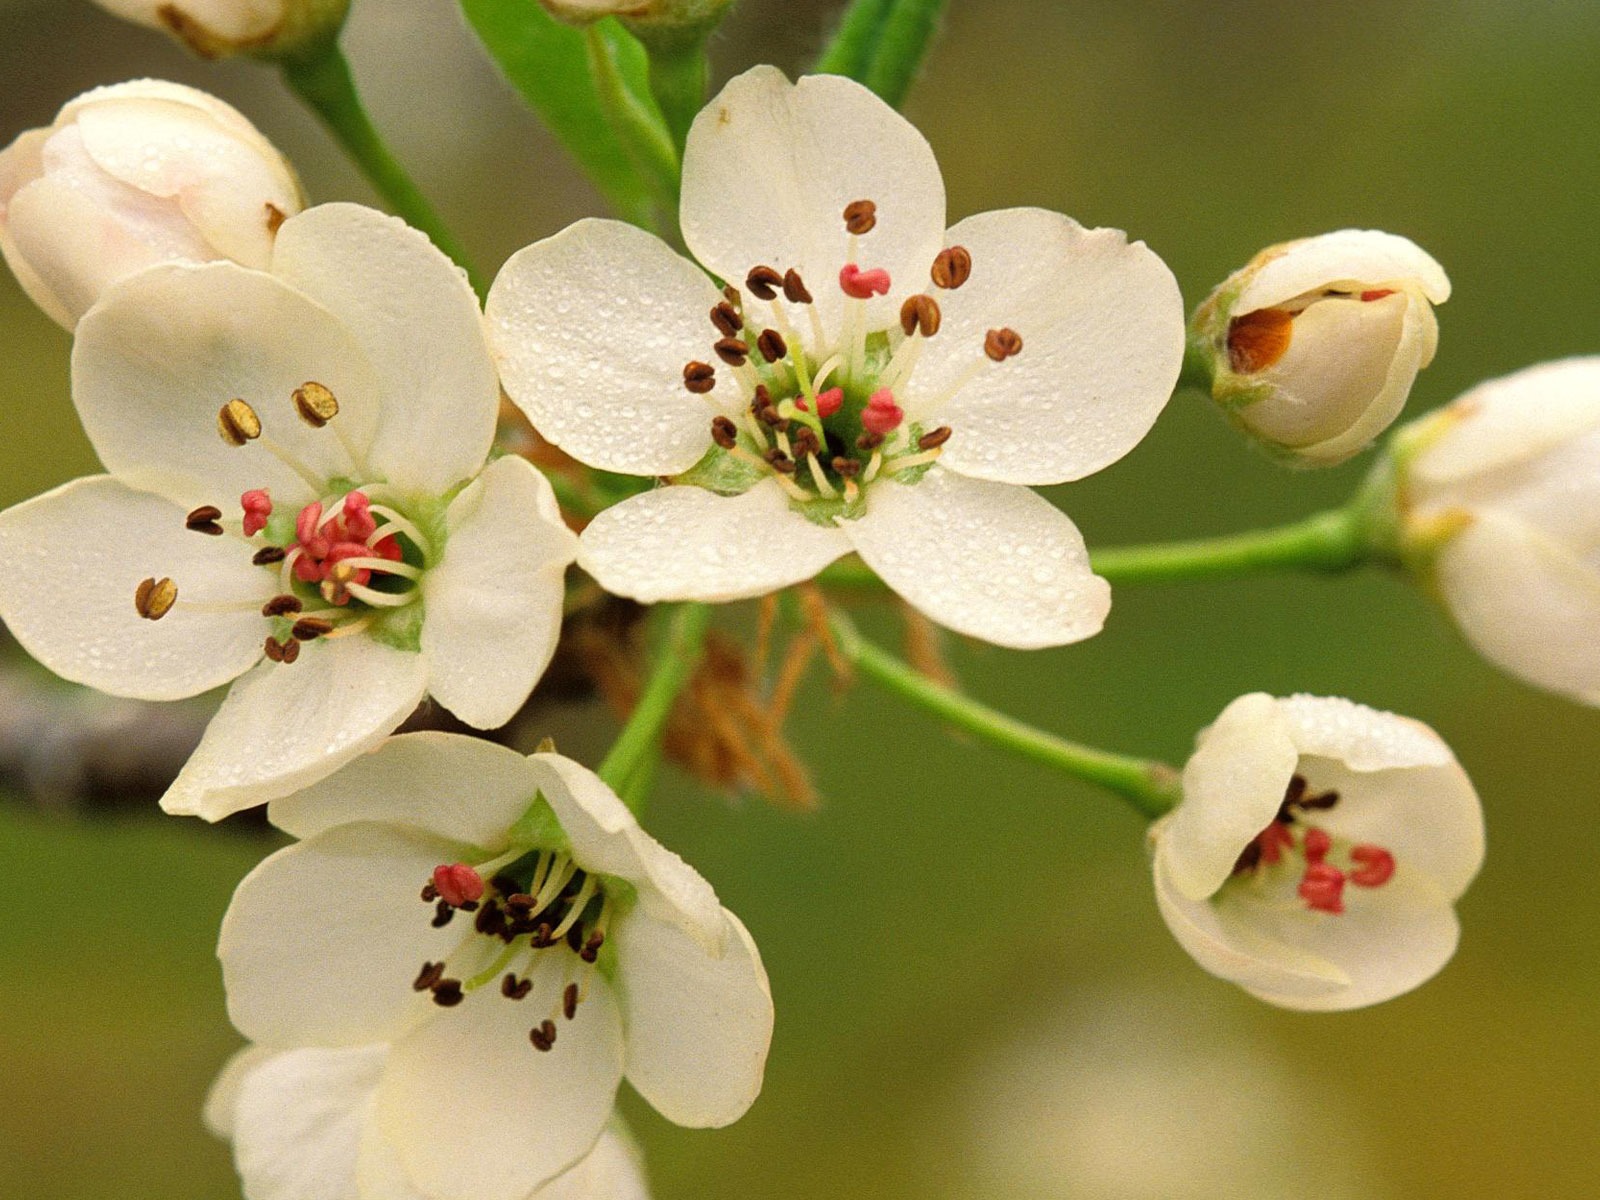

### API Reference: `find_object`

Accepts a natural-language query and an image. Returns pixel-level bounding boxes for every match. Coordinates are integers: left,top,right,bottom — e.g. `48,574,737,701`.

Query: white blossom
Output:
1399,357,1600,705
217,733,773,1199
89,0,350,58
0,203,577,821
205,1043,652,1200
1192,230,1450,466
487,67,1185,650
1151,693,1484,1011
0,80,302,329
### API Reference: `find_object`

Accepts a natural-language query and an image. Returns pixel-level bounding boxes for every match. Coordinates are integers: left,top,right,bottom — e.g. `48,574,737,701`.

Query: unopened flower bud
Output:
89,0,350,60
0,81,303,328
1191,230,1450,467
537,0,734,30
1390,357,1600,706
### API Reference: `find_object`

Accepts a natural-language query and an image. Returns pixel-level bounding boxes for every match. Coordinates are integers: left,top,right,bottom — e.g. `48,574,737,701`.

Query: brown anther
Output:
791,427,821,458
683,361,716,395
900,294,943,338
531,922,555,948
431,900,455,928
501,973,533,1001
710,301,743,337
843,200,878,235
917,426,953,451
984,327,1024,362
714,337,750,367
757,406,787,429
764,449,796,474
252,546,287,566
291,616,335,641
580,931,605,964
504,893,535,916
293,382,339,428
413,962,445,992
746,265,783,300
756,329,788,363
263,636,285,663
279,638,300,664
722,284,743,310
217,398,262,446
430,980,465,1007
563,982,580,1020
261,594,304,618
185,505,224,535
856,431,885,451
1226,308,1295,374
710,415,739,449
134,576,178,621
529,1020,557,1052
831,456,862,478
931,245,973,290
474,902,507,937
783,269,813,304
265,202,288,234
420,882,440,903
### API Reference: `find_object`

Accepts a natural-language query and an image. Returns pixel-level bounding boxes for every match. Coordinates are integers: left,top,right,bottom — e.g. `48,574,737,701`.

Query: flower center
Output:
410,849,612,1054
678,199,1024,522
1230,773,1397,915
132,383,432,663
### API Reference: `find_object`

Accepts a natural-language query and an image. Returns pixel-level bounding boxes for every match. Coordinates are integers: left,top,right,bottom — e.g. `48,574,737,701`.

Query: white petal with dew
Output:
1237,229,1450,312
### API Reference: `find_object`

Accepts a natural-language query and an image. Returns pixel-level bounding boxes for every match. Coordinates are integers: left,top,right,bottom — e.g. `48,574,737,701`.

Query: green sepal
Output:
673,442,764,496
507,792,572,854
369,602,425,653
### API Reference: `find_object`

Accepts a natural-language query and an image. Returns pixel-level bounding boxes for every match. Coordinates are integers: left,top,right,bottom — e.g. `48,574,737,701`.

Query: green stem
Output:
814,0,893,78
861,0,950,107
828,611,1182,818
586,25,682,223
635,26,712,153
597,603,712,809
281,45,486,294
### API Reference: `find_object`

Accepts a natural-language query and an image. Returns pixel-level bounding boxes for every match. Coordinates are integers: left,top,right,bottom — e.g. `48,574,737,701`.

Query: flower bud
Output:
1393,357,1600,706
0,80,303,328
537,0,735,30
1191,230,1450,466
89,0,350,60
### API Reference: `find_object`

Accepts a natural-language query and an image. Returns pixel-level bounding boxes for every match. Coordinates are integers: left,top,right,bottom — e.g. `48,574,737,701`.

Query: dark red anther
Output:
1349,844,1396,887
432,863,485,909
1298,863,1347,914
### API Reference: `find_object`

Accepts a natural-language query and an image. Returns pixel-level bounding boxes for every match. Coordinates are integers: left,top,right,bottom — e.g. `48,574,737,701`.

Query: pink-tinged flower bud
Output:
0,80,303,329
89,0,350,60
1190,230,1450,467
431,863,485,909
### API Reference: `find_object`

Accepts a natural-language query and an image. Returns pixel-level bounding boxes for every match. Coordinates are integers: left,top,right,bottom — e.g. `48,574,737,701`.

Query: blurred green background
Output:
3,1,1598,1196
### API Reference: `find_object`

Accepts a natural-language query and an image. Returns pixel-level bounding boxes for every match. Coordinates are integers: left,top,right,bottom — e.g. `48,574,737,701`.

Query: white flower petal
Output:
680,67,946,333
160,636,429,820
909,209,1185,485
72,261,382,511
1276,694,1454,772
422,455,577,729
0,476,273,700
0,129,75,327
378,969,625,1200
272,205,498,494
1411,358,1600,488
268,732,542,847
230,1045,386,1200
533,754,725,946
356,1110,431,1200
218,824,462,1048
1434,509,1600,705
1441,422,1600,556
94,0,284,41
614,907,773,1128
1237,229,1451,313
487,218,728,476
845,468,1109,649
203,1046,276,1140
578,481,851,604
534,1125,651,1200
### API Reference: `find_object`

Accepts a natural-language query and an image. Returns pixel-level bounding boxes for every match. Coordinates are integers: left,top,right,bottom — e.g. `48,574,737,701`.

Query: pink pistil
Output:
432,863,485,908
1257,820,1294,866
288,491,401,602
840,263,891,300
1349,844,1396,887
799,387,845,419
1359,288,1396,302
1302,826,1332,865
1298,862,1346,914
861,388,904,436
241,489,272,537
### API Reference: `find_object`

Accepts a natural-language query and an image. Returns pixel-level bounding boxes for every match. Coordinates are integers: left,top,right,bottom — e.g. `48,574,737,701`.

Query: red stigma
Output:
1297,862,1346,914
1359,288,1396,302
840,263,891,300
432,863,485,908
1302,826,1332,865
241,489,272,537
1349,844,1396,887
861,389,904,436
288,492,401,602
1257,820,1294,866
814,387,844,419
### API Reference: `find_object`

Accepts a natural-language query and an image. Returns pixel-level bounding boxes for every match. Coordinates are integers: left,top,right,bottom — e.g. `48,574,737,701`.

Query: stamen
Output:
714,338,750,367
291,616,335,641
261,594,304,618
1349,845,1396,887
756,329,788,364
292,382,339,428
918,426,953,450
839,264,892,300
431,980,465,1007
711,415,739,449
782,269,813,304
502,974,533,1000
843,199,878,235
252,545,287,566
366,507,432,558
563,982,580,1020
579,931,605,964
242,489,272,538
217,399,262,447
722,284,743,312
683,361,717,394
711,301,743,337
134,577,177,621
931,246,973,290
900,294,943,337
805,453,838,498
548,876,598,942
831,456,862,479
984,328,1024,362
262,635,300,664
529,1020,557,1052
185,505,224,536
413,962,446,992
764,448,796,475
745,266,783,301
341,582,418,609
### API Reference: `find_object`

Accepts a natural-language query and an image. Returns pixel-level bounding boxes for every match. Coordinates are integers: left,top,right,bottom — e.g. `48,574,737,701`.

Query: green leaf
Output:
459,0,657,227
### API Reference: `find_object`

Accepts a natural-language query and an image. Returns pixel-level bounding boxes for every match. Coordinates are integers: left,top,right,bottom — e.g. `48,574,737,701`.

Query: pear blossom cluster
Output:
0,4,1592,1195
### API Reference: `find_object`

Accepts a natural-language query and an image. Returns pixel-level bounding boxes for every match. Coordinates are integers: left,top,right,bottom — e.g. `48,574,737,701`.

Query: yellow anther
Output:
218,398,262,447
134,576,178,620
293,382,340,428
